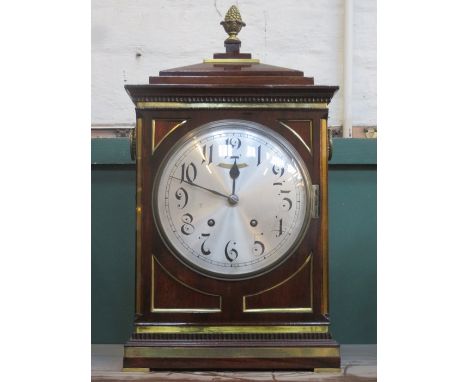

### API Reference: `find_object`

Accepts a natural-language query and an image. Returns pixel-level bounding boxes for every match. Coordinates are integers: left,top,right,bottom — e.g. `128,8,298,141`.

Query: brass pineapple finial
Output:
220,5,246,43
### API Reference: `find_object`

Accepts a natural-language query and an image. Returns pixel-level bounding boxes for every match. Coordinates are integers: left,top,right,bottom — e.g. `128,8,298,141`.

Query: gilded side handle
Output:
130,128,136,160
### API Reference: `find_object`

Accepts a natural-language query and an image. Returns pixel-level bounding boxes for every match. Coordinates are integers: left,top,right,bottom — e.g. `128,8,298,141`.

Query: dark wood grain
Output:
152,257,220,311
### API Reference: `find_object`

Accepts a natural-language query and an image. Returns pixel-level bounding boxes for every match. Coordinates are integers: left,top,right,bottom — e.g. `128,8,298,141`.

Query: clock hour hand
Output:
229,158,240,195
170,176,229,200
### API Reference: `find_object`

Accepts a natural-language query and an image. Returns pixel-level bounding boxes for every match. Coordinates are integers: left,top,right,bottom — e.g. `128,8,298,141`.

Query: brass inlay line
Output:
125,346,339,359
241,307,312,313
243,255,312,313
122,368,150,372
137,102,328,110
320,118,329,314
314,368,342,373
135,325,328,334
278,120,313,154
135,118,143,315
152,120,187,154
151,255,221,313
203,58,260,64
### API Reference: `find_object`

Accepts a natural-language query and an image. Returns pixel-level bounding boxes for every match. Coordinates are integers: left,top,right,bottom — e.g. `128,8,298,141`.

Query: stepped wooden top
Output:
147,60,315,87
126,5,338,101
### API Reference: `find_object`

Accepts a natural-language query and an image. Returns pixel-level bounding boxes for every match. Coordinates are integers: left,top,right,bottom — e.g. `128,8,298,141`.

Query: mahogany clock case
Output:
130,106,334,323
122,39,339,369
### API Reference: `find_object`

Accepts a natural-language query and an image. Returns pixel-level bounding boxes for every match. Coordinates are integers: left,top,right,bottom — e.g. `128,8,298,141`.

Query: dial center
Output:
228,194,239,205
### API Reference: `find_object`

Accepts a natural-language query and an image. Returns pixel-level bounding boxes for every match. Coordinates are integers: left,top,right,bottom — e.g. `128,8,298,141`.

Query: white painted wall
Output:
92,0,376,128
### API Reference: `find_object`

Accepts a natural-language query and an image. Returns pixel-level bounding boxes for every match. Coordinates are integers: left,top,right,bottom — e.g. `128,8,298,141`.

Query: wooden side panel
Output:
152,119,186,153
278,120,313,152
243,257,312,312
151,256,221,313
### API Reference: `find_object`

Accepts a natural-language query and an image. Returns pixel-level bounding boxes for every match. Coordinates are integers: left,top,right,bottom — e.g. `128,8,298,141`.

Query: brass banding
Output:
137,102,328,110
135,118,143,315
125,346,339,358
320,118,329,314
203,58,260,64
135,325,328,334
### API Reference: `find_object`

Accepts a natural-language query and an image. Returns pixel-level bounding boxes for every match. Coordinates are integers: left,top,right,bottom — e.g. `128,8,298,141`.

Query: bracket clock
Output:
123,5,339,371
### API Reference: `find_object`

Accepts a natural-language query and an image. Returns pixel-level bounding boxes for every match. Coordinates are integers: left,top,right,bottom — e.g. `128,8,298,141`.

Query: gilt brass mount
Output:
129,128,136,160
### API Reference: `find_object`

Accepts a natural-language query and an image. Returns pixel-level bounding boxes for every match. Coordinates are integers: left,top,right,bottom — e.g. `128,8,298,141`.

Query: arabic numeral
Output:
225,137,241,150
282,197,292,211
180,213,194,235
253,240,265,256
201,144,213,165
200,233,211,255
175,187,188,209
272,164,285,177
224,240,238,262
180,162,197,183
274,216,283,237
224,137,242,158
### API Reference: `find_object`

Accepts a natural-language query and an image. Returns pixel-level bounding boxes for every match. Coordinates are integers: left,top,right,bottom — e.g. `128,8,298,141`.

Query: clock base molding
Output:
123,330,340,370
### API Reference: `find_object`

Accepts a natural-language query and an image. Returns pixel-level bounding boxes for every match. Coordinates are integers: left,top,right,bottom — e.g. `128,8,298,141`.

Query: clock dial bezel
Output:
152,119,313,281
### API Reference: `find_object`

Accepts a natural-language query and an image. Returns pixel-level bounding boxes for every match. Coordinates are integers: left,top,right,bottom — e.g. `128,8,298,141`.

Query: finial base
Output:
213,52,252,59
224,40,241,54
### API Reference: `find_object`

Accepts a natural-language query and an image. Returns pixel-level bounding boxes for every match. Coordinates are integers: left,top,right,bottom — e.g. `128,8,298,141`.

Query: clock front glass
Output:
153,120,312,279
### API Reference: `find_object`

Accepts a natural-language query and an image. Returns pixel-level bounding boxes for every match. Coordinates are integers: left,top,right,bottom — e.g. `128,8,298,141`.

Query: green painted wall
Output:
91,166,135,343
329,165,376,343
91,138,377,344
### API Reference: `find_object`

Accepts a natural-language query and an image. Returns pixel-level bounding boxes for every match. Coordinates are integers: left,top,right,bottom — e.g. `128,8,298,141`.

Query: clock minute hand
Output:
170,176,229,199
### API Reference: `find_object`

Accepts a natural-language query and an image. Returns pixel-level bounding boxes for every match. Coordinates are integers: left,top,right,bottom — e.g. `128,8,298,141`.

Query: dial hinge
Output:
311,185,320,218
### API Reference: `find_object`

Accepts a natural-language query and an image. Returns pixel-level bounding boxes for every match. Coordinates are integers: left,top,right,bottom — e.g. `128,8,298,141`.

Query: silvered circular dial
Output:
153,120,311,279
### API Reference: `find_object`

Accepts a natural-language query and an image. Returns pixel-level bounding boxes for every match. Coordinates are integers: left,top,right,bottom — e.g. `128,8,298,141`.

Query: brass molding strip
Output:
240,307,312,313
243,256,312,313
314,368,342,373
135,325,329,334
278,120,313,154
125,346,339,359
136,102,328,110
151,255,221,313
203,58,260,64
135,118,143,315
320,118,329,314
122,368,150,372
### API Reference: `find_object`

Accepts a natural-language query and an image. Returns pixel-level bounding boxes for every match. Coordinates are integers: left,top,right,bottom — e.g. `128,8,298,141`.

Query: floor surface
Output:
91,344,376,381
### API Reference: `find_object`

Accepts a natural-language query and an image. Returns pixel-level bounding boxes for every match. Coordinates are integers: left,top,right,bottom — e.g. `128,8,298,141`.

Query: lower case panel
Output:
123,330,340,370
